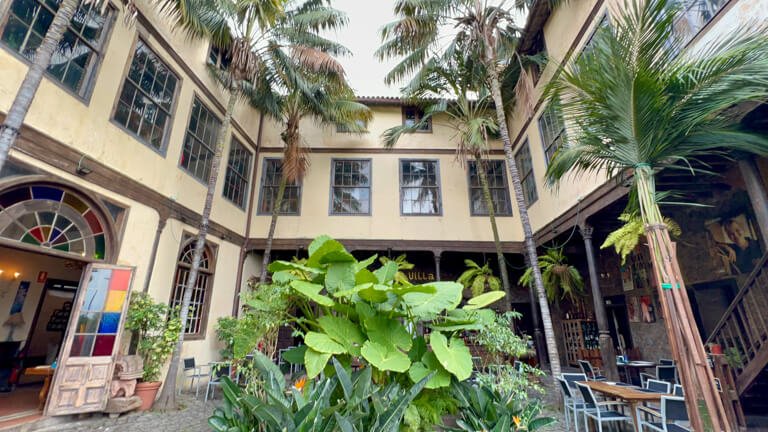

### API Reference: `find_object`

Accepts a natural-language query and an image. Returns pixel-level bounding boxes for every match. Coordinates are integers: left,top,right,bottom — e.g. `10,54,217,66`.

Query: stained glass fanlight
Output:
0,184,110,260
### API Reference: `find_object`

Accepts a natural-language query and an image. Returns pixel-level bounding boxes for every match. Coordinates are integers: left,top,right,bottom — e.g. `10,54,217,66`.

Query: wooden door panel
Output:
46,265,135,416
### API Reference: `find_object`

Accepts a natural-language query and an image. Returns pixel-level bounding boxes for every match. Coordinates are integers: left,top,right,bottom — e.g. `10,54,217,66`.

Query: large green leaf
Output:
365,316,412,350
308,235,334,256
268,260,323,274
358,284,391,303
401,282,463,317
320,249,357,264
392,283,436,297
408,351,452,389
318,315,364,356
334,282,373,298
290,281,335,307
430,309,496,331
464,290,506,310
354,268,378,285
360,341,410,372
305,348,332,378
307,237,347,267
430,331,473,381
305,331,347,354
282,345,307,364
373,261,398,284
355,254,378,272
408,336,427,362
325,262,356,293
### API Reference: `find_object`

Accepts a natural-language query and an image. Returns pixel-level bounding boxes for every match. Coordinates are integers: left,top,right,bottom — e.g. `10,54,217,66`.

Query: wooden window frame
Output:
467,159,513,216
169,234,218,340
515,140,538,206
329,158,372,216
399,159,442,216
179,96,222,183
222,136,252,209
537,102,567,165
401,106,432,133
256,158,302,216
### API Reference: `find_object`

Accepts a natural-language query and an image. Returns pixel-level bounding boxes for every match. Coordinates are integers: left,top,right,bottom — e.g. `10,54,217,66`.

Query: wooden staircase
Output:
706,253,768,395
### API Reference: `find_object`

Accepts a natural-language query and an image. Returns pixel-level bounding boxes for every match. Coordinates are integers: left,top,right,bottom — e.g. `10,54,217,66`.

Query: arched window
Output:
170,239,216,337
0,183,113,260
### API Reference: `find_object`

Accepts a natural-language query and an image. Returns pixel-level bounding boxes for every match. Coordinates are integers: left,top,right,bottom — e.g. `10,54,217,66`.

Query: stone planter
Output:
134,381,161,411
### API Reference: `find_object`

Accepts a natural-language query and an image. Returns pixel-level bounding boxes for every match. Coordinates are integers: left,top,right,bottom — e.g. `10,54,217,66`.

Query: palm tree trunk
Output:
258,175,288,283
635,165,730,432
0,0,78,172
475,154,511,312
154,90,238,411
484,46,561,377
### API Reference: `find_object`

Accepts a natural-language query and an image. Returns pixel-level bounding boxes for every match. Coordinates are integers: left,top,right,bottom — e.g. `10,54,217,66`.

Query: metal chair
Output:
558,377,587,432
513,360,525,373
656,365,678,385
578,360,607,381
205,361,231,402
181,357,208,397
576,382,633,432
637,396,691,432
673,384,684,397
562,372,589,391
659,358,675,366
640,372,656,388
645,379,671,393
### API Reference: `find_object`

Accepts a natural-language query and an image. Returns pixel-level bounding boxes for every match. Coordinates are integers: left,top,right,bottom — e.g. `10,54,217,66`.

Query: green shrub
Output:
125,292,181,382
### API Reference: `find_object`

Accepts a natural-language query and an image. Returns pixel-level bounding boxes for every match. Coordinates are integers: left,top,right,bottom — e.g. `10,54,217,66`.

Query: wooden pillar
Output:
142,217,167,293
525,253,548,369
433,251,442,281
739,157,768,246
580,224,619,381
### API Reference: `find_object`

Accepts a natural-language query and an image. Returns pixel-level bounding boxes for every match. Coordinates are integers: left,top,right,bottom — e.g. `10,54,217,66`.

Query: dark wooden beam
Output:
245,238,524,254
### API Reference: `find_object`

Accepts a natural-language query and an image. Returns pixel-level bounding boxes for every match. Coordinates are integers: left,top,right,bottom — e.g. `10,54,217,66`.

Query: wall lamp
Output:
76,154,93,176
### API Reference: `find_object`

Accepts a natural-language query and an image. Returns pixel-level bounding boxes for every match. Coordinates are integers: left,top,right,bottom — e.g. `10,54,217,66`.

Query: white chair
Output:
576,382,633,432
656,365,678,385
205,361,231,402
180,357,208,398
558,377,587,432
645,379,671,393
640,372,656,388
673,384,684,397
637,396,691,432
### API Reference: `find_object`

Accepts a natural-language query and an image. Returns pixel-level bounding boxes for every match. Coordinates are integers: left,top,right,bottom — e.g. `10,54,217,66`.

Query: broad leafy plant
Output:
519,248,584,303
209,354,428,432
449,382,555,432
458,259,502,296
271,235,506,388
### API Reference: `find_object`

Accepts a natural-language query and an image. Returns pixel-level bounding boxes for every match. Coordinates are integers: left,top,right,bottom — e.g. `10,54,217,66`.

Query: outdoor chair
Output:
513,360,525,373
645,379,671,393
562,373,588,391
576,382,633,432
181,357,208,398
205,361,231,402
640,372,656,388
673,384,684,397
637,396,691,432
659,358,675,366
558,377,587,432
656,365,678,385
578,360,607,381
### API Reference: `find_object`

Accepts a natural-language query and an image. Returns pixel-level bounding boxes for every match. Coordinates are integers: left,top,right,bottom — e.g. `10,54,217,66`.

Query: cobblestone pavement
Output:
14,393,214,432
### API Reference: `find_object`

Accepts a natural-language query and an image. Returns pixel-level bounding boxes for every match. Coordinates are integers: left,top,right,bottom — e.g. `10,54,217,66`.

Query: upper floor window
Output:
331,159,371,215
580,14,610,59
400,159,441,215
468,160,513,216
673,0,728,39
538,103,566,164
402,106,431,132
528,29,547,85
222,137,252,208
113,40,179,151
258,158,301,215
515,141,538,206
207,44,231,70
1,0,113,97
171,238,216,338
181,97,221,181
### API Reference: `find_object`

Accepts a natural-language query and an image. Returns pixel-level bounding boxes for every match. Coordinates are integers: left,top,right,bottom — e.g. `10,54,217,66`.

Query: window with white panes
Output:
180,98,222,181
468,160,513,216
330,159,371,215
222,138,252,208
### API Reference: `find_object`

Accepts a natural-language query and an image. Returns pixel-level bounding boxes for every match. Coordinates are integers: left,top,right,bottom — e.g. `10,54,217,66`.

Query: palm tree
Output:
458,259,502,297
519,248,584,303
151,0,354,410
381,46,515,309
544,0,768,428
0,0,113,171
378,0,562,376
252,42,372,284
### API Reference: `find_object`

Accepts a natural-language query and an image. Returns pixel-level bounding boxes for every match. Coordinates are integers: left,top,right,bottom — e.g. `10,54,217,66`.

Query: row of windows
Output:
257,158,513,217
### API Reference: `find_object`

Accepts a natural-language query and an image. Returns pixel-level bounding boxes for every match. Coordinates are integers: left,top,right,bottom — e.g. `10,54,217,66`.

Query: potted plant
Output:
125,292,181,411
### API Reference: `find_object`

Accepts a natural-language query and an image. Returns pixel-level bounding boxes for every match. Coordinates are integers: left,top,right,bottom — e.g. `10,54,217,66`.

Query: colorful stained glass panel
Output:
70,334,95,357
104,290,126,312
76,312,99,333
92,335,115,356
97,312,120,333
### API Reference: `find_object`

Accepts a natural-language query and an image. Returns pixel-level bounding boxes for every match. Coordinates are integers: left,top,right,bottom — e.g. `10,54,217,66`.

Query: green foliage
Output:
475,364,545,404
267,235,506,387
519,248,584,303
125,292,181,382
449,382,556,432
208,354,429,432
378,254,414,284
458,259,502,296
404,388,459,431
474,311,529,366
602,211,682,264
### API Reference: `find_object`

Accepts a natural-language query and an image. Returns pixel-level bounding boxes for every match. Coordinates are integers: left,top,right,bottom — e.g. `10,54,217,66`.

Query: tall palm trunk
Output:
475,154,511,311
0,0,78,172
259,176,288,283
635,165,729,432
154,90,238,411
484,45,561,377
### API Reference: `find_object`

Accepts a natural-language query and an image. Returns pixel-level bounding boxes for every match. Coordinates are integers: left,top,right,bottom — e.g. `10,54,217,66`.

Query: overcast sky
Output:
328,0,402,97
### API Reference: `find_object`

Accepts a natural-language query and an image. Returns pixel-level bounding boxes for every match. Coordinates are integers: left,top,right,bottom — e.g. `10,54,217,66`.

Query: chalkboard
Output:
46,301,73,333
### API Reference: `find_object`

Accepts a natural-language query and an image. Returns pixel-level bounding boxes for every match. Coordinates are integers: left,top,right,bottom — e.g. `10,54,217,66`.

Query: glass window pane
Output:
70,334,95,357
92,334,115,356
76,312,99,333
82,270,109,311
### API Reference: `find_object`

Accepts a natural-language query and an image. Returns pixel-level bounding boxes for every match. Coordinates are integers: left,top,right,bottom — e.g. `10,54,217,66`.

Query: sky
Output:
327,0,402,97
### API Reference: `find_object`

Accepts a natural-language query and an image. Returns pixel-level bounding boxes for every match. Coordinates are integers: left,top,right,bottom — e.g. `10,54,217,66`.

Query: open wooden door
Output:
45,264,135,416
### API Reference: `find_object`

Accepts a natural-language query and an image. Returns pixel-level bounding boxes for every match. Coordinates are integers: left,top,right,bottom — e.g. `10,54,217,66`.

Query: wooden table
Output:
580,380,671,431
24,366,54,410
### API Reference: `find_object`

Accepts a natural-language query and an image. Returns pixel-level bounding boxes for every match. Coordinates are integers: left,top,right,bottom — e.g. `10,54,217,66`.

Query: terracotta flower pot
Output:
709,343,723,355
134,381,162,411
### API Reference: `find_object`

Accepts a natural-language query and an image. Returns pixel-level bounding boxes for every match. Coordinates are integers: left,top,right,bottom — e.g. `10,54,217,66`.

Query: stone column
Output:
433,252,442,281
580,224,619,381
525,254,548,369
739,157,768,246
